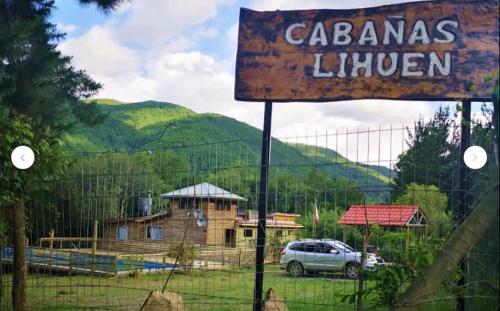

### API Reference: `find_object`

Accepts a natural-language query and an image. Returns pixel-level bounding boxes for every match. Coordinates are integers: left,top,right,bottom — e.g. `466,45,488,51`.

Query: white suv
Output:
279,239,384,279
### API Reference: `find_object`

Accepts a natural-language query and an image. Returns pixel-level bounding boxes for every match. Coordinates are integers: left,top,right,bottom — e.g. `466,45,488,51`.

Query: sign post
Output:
253,101,272,311
234,1,498,309
457,100,471,311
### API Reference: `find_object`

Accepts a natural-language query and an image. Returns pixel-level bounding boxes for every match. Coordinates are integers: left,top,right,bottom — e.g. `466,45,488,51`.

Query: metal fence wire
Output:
0,117,498,310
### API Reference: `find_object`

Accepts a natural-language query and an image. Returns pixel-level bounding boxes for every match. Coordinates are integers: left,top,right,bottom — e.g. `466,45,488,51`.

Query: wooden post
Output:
48,229,54,271
92,220,98,254
114,255,119,275
92,220,98,275
68,247,72,275
49,229,55,250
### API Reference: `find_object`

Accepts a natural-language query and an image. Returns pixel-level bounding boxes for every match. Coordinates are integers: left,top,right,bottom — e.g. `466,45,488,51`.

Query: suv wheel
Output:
286,261,304,277
345,263,359,279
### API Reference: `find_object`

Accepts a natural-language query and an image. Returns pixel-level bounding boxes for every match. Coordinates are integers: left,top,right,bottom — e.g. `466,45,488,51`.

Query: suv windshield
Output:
333,241,355,252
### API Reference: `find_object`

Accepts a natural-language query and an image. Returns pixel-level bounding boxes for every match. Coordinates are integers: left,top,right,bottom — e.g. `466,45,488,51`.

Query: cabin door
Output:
225,229,235,248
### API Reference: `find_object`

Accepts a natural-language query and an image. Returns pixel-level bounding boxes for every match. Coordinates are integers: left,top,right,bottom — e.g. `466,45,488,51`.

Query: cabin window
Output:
146,226,163,240
216,201,224,211
224,202,230,211
117,226,128,240
179,199,188,209
243,229,253,238
275,230,283,237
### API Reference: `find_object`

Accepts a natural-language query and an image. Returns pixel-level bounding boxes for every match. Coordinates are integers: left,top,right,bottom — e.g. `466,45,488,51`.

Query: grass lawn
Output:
0,265,455,310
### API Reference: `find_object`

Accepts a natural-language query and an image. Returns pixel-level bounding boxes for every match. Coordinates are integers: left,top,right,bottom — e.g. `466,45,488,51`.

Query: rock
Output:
140,290,186,311
263,288,288,311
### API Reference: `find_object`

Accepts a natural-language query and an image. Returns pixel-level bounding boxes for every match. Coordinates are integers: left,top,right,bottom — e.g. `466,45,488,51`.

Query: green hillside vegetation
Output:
63,99,392,202
289,143,393,183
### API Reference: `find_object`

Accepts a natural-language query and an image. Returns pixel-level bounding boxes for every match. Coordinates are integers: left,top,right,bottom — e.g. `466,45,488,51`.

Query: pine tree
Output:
1,1,123,309
391,107,460,205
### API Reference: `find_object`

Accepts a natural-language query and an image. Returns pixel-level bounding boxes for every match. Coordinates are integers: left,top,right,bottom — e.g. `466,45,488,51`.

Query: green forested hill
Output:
63,99,393,201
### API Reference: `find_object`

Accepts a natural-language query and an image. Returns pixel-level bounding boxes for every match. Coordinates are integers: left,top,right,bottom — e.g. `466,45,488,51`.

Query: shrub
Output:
167,241,195,272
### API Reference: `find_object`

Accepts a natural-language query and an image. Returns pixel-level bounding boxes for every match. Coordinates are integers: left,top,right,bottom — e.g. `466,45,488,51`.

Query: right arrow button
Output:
464,146,487,169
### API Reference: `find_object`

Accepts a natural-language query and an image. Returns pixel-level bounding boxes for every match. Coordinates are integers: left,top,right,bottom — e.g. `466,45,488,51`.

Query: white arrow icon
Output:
11,146,35,169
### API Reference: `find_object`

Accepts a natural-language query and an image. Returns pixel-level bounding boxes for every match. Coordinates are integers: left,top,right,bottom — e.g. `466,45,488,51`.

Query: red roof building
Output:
338,205,428,227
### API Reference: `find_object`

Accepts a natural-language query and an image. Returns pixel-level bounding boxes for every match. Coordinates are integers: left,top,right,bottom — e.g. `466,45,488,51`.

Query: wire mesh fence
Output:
0,118,498,310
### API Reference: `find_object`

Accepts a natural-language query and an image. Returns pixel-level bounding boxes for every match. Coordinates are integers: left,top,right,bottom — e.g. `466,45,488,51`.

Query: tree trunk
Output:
394,181,499,311
12,196,27,311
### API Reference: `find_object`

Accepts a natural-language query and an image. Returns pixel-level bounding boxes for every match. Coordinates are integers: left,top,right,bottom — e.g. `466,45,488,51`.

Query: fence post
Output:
92,220,98,254
457,100,471,311
114,255,119,276
69,247,72,275
92,220,98,275
48,229,54,270
49,229,54,250
253,101,273,311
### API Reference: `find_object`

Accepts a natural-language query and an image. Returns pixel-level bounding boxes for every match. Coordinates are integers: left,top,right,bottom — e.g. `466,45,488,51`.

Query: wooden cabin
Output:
234,210,304,248
99,182,248,253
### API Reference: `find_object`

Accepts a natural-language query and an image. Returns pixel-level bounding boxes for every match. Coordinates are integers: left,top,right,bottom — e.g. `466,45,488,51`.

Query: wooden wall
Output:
100,206,207,253
100,198,241,252
205,201,238,246
234,226,299,249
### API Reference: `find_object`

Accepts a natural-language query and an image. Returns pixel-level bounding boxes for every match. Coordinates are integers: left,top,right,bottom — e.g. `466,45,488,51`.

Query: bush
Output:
167,241,195,272
367,239,442,308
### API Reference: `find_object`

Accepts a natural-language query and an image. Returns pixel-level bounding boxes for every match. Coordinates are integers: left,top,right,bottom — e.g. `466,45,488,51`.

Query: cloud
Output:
59,25,139,77
224,23,239,59
116,0,234,46
319,100,434,125
144,51,234,111
57,23,78,34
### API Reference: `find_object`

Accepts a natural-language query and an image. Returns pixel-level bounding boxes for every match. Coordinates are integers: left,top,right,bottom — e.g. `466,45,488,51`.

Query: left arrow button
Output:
11,146,35,169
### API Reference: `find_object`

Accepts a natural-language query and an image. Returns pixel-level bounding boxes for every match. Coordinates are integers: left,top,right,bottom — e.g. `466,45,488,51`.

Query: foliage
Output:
367,240,441,308
0,0,105,218
390,73,499,311
298,209,343,240
0,106,69,224
77,0,127,13
29,150,188,237
265,232,284,263
391,107,459,203
167,241,195,273
465,74,499,309
0,218,8,246
0,1,116,307
395,183,453,238
61,99,393,201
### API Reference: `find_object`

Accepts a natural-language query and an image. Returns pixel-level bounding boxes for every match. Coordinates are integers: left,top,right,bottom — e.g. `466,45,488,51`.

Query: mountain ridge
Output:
66,99,393,200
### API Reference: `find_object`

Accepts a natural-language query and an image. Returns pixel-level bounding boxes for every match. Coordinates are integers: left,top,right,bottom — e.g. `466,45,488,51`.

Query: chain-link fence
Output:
1,118,498,310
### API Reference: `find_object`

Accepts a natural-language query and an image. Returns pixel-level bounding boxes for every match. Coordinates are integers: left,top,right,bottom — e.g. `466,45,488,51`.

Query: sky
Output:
51,0,488,165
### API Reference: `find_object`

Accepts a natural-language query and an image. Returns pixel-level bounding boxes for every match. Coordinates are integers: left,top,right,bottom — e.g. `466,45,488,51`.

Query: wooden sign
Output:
234,1,499,102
